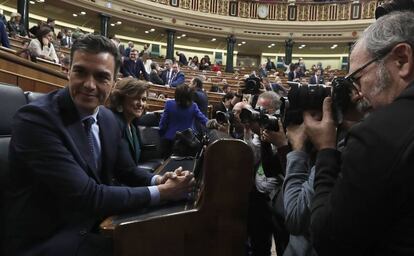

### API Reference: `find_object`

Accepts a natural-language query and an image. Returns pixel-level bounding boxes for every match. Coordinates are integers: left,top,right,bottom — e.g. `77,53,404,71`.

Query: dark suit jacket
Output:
113,111,141,165
121,58,149,80
311,82,414,255
149,70,164,85
178,53,188,66
160,69,170,85
5,88,154,255
309,75,324,84
193,89,209,117
60,36,73,47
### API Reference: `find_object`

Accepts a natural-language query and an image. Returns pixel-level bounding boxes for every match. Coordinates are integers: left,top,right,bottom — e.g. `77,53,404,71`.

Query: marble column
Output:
99,13,111,37
166,29,175,60
17,0,29,32
284,38,294,65
225,35,236,73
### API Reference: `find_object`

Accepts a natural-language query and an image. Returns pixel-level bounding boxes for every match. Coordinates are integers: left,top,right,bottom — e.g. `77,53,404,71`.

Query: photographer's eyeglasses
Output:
345,57,378,91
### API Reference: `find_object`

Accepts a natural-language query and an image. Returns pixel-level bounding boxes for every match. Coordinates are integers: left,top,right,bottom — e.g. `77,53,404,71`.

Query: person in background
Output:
190,77,208,117
60,55,70,73
0,19,9,48
211,61,221,72
176,51,188,66
121,49,149,80
149,62,164,85
199,57,210,71
124,41,134,58
7,12,27,37
60,29,73,48
159,84,208,158
309,69,325,85
27,26,59,63
45,17,55,33
168,62,185,88
266,57,276,71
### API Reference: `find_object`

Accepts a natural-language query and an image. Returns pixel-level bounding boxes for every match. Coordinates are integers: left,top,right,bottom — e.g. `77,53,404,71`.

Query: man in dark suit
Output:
160,59,173,85
309,68,324,84
176,51,188,66
288,64,301,82
190,77,208,117
121,49,149,80
60,29,73,48
168,62,185,88
4,34,193,256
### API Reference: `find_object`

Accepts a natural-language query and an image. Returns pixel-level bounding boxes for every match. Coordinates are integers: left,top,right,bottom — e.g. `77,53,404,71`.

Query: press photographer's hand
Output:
262,120,288,147
303,97,337,150
286,123,307,151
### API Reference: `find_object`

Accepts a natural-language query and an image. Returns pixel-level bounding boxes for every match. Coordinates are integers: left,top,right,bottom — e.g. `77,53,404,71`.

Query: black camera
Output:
215,111,234,125
281,80,352,126
240,107,280,131
242,76,262,95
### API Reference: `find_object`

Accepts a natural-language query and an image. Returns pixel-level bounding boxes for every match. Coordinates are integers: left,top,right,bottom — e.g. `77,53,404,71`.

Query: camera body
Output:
240,107,280,132
281,80,352,126
215,111,235,125
242,76,262,95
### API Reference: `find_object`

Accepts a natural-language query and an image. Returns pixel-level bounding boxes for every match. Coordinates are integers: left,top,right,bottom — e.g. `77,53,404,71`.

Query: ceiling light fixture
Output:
181,34,186,37
177,36,181,39
110,23,115,26
145,31,149,34
211,38,216,41
116,21,122,25
80,11,86,15
29,0,35,4
242,41,246,44
150,28,155,32
237,43,242,46
72,13,78,17
271,43,275,46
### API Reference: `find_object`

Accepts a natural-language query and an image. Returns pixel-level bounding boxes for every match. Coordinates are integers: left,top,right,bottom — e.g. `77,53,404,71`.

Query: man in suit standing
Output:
168,62,186,88
190,77,208,117
288,64,301,82
309,68,324,84
61,29,73,48
121,49,149,80
176,51,188,66
4,34,194,256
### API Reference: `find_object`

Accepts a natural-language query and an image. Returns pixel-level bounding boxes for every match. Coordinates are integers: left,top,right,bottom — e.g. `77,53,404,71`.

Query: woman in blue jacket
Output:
159,84,208,158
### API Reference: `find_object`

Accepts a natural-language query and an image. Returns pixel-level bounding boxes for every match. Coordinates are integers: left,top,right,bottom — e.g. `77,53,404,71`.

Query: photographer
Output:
243,91,290,256
304,11,414,255
282,85,366,256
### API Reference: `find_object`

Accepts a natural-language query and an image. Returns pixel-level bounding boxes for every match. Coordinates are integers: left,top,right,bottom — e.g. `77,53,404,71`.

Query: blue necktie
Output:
83,117,99,170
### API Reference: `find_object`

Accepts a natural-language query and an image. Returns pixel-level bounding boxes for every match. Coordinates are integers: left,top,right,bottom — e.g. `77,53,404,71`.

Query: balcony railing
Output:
149,0,382,21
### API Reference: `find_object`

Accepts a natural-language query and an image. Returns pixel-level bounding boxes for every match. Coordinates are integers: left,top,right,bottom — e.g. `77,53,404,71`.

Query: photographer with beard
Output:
282,86,368,256
304,11,414,256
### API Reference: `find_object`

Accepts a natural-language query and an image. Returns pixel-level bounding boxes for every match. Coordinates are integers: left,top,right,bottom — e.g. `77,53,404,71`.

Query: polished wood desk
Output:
101,139,254,256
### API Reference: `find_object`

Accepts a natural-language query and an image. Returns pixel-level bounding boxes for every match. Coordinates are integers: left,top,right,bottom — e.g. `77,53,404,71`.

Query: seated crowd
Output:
3,2,414,255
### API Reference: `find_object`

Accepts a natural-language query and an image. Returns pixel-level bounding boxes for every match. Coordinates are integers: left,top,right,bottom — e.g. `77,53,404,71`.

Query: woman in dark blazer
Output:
159,84,208,158
109,77,148,165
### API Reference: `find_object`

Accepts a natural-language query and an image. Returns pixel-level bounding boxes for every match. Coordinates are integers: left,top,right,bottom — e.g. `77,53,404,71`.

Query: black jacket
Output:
311,81,414,256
